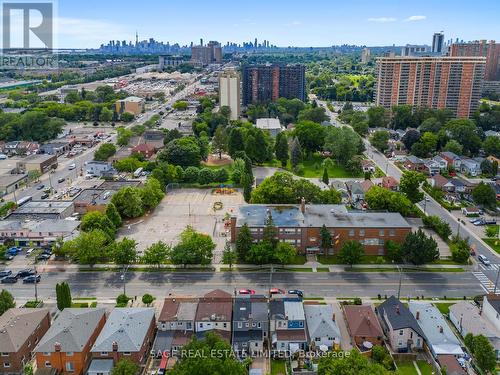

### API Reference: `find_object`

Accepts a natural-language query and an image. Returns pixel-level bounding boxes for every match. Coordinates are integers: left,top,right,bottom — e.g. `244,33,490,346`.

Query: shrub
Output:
116,294,129,306
197,168,215,185
142,294,154,306
353,297,362,305
422,215,452,241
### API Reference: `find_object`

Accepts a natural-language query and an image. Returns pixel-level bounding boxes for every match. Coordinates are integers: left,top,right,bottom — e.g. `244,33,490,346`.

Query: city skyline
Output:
53,0,500,48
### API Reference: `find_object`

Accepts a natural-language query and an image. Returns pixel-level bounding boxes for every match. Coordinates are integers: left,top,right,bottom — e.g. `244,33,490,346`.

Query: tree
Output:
481,159,497,177
472,182,497,208
112,238,137,265
339,240,365,268
385,240,403,263
241,171,253,203
111,359,139,375
274,242,297,266
99,107,113,122
111,186,144,218
142,294,154,306
142,241,170,268
173,101,188,111
222,242,237,269
170,332,246,375
170,226,215,266
236,224,252,260
391,105,416,130
401,229,439,265
246,242,274,264
320,225,332,253
80,211,116,239
469,334,496,373
106,203,122,228
401,129,421,151
0,290,15,315
324,127,361,167
275,132,289,167
289,136,302,169
140,178,165,210
27,169,41,183
120,112,134,122
56,282,71,311
399,171,425,203
293,121,326,155
297,106,328,123
422,215,452,241
483,136,500,158
370,130,390,152
367,106,387,128
318,349,389,375
228,127,245,158
365,185,417,217
160,137,201,168
322,168,329,185
212,126,228,158
449,237,470,264
94,143,117,161
61,229,111,265
443,139,463,155
445,119,481,155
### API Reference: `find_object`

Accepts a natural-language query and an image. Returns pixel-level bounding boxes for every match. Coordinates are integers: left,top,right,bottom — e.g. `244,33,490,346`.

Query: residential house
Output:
304,304,341,350
442,178,475,195
232,296,268,355
3,141,39,156
460,158,482,177
449,301,500,360
195,290,232,342
485,130,500,138
424,160,441,175
404,155,426,172
432,155,448,171
154,298,197,356
34,308,106,375
85,161,115,178
376,296,426,353
90,308,156,373
255,118,283,137
345,181,365,204
408,302,463,358
270,299,308,354
486,156,500,174
143,130,165,150
429,175,449,190
343,305,384,348
329,181,350,203
361,160,376,173
440,152,462,170
0,309,51,374
381,176,399,191
360,180,374,194
131,144,155,159
482,294,500,331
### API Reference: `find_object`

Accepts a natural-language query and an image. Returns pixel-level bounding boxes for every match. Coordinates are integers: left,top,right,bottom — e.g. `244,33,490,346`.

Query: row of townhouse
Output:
405,151,491,177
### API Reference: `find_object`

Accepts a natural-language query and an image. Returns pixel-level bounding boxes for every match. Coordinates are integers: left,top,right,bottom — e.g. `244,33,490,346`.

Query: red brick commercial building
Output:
449,40,500,81
375,56,485,118
229,203,411,256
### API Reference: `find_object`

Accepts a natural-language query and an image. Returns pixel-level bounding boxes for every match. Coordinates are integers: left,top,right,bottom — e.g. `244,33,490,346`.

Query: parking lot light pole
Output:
494,266,500,295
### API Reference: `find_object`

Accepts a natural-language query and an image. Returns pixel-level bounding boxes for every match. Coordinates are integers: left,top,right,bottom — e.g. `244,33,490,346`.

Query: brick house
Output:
343,305,384,348
132,144,155,159
381,176,399,191
404,156,426,172
195,290,232,342
91,308,156,369
35,308,106,375
0,309,51,374
230,203,411,256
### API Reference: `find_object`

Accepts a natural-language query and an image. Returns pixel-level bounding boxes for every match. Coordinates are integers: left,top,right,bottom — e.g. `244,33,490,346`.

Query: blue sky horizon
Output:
51,0,500,48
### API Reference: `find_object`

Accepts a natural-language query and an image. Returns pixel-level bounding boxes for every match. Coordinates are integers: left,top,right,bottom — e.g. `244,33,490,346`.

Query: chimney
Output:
112,341,118,352
112,341,119,364
396,305,400,314
300,197,306,213
332,313,336,322
439,326,443,333
416,311,420,320
54,342,61,352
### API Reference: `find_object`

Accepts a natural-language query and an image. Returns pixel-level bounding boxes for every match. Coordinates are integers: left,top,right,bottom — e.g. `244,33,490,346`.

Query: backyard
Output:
270,360,286,375
396,360,433,375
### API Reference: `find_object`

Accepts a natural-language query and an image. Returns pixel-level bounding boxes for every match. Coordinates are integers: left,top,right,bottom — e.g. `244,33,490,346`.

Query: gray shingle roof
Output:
304,305,340,340
377,296,426,339
0,308,49,352
91,308,155,353
35,308,106,353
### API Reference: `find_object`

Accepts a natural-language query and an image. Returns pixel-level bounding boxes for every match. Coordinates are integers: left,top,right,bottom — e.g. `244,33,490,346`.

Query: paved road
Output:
5,269,483,302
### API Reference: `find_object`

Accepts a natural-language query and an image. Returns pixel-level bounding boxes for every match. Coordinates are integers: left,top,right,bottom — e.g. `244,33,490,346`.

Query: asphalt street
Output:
3,269,483,302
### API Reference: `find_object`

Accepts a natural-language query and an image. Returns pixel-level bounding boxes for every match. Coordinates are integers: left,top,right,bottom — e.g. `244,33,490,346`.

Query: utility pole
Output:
120,265,129,296
397,265,402,299
494,266,500,294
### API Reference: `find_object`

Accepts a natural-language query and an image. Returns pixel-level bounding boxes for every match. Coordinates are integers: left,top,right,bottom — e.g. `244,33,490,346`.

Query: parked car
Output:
16,269,35,278
269,288,286,295
68,163,76,170
6,247,21,255
42,248,52,256
478,254,491,266
3,254,14,261
40,193,49,199
288,289,304,297
1,276,17,284
23,275,41,284
0,270,12,278
36,184,45,190
238,289,256,295
36,253,51,261
26,248,35,257
57,177,65,183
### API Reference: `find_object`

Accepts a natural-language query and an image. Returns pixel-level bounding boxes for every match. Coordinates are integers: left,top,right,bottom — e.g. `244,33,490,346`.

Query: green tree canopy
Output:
142,241,170,268
401,229,439,265
0,290,15,315
160,136,201,168
339,240,365,267
170,226,215,266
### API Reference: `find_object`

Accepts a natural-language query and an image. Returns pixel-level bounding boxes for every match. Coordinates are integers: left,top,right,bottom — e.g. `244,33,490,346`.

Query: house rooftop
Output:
0,308,49,352
196,290,232,322
304,304,341,341
233,297,268,322
344,305,383,340
284,301,305,321
377,296,426,339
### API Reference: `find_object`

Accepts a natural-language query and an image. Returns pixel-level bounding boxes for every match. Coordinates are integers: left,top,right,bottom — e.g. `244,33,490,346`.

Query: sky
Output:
20,0,500,48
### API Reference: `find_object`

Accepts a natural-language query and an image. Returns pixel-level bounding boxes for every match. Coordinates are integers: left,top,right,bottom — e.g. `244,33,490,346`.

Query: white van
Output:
478,254,491,266
68,163,76,170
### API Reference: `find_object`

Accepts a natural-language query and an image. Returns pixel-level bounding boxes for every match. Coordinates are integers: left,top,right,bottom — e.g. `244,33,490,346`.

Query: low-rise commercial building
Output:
16,154,57,174
115,96,145,116
7,200,74,220
230,204,411,255
255,118,283,137
0,174,28,196
0,218,80,246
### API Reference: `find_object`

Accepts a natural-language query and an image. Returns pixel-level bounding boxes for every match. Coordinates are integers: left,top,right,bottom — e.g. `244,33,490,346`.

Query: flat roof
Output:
20,154,55,163
255,118,282,130
11,200,73,214
0,173,27,187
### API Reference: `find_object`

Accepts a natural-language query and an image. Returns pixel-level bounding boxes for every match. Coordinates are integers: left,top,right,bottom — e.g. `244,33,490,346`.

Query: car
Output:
16,269,35,278
238,289,256,295
425,196,430,202
478,254,491,266
40,193,49,199
68,163,76,170
42,248,52,255
3,254,13,261
484,219,497,225
23,275,41,284
269,288,286,295
57,177,65,183
469,218,481,223
1,276,17,284
36,184,45,190
6,247,21,255
36,253,51,261
0,270,12,278
288,289,304,297
26,248,35,256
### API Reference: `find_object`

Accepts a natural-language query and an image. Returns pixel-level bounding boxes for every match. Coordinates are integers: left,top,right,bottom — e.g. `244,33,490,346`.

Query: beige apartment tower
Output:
219,69,241,120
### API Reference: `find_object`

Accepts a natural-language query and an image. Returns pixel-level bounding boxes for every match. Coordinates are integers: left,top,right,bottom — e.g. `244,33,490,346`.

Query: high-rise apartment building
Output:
375,56,485,118
242,64,306,106
401,45,428,57
219,69,241,120
432,32,445,54
361,48,371,63
191,40,222,65
449,40,500,81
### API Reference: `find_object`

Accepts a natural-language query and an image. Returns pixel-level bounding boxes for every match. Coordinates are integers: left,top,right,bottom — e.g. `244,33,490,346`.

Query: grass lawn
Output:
346,267,464,273
317,254,391,265
276,267,313,272
417,360,434,375
434,302,454,315
289,254,307,265
483,238,500,254
271,360,286,375
317,267,330,272
396,361,418,375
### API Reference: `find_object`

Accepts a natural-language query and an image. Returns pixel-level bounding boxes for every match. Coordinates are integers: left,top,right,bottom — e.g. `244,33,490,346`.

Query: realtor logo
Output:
0,1,57,69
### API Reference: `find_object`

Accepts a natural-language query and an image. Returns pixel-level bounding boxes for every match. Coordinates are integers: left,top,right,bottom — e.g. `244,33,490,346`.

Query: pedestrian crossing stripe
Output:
473,272,498,294
479,264,500,271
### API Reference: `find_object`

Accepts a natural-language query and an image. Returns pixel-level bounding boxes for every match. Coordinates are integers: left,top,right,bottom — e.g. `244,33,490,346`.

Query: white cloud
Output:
404,15,427,22
284,21,302,27
367,17,397,23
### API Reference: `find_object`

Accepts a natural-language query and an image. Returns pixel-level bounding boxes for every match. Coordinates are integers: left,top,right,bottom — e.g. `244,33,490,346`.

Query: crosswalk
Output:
478,263,500,271
473,271,498,294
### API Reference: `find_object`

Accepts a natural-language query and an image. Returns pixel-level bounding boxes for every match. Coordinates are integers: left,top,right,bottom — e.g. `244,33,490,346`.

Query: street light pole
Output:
397,266,402,299
494,266,500,295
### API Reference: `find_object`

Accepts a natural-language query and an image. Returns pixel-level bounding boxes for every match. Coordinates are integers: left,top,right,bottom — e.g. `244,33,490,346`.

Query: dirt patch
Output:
201,154,233,166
